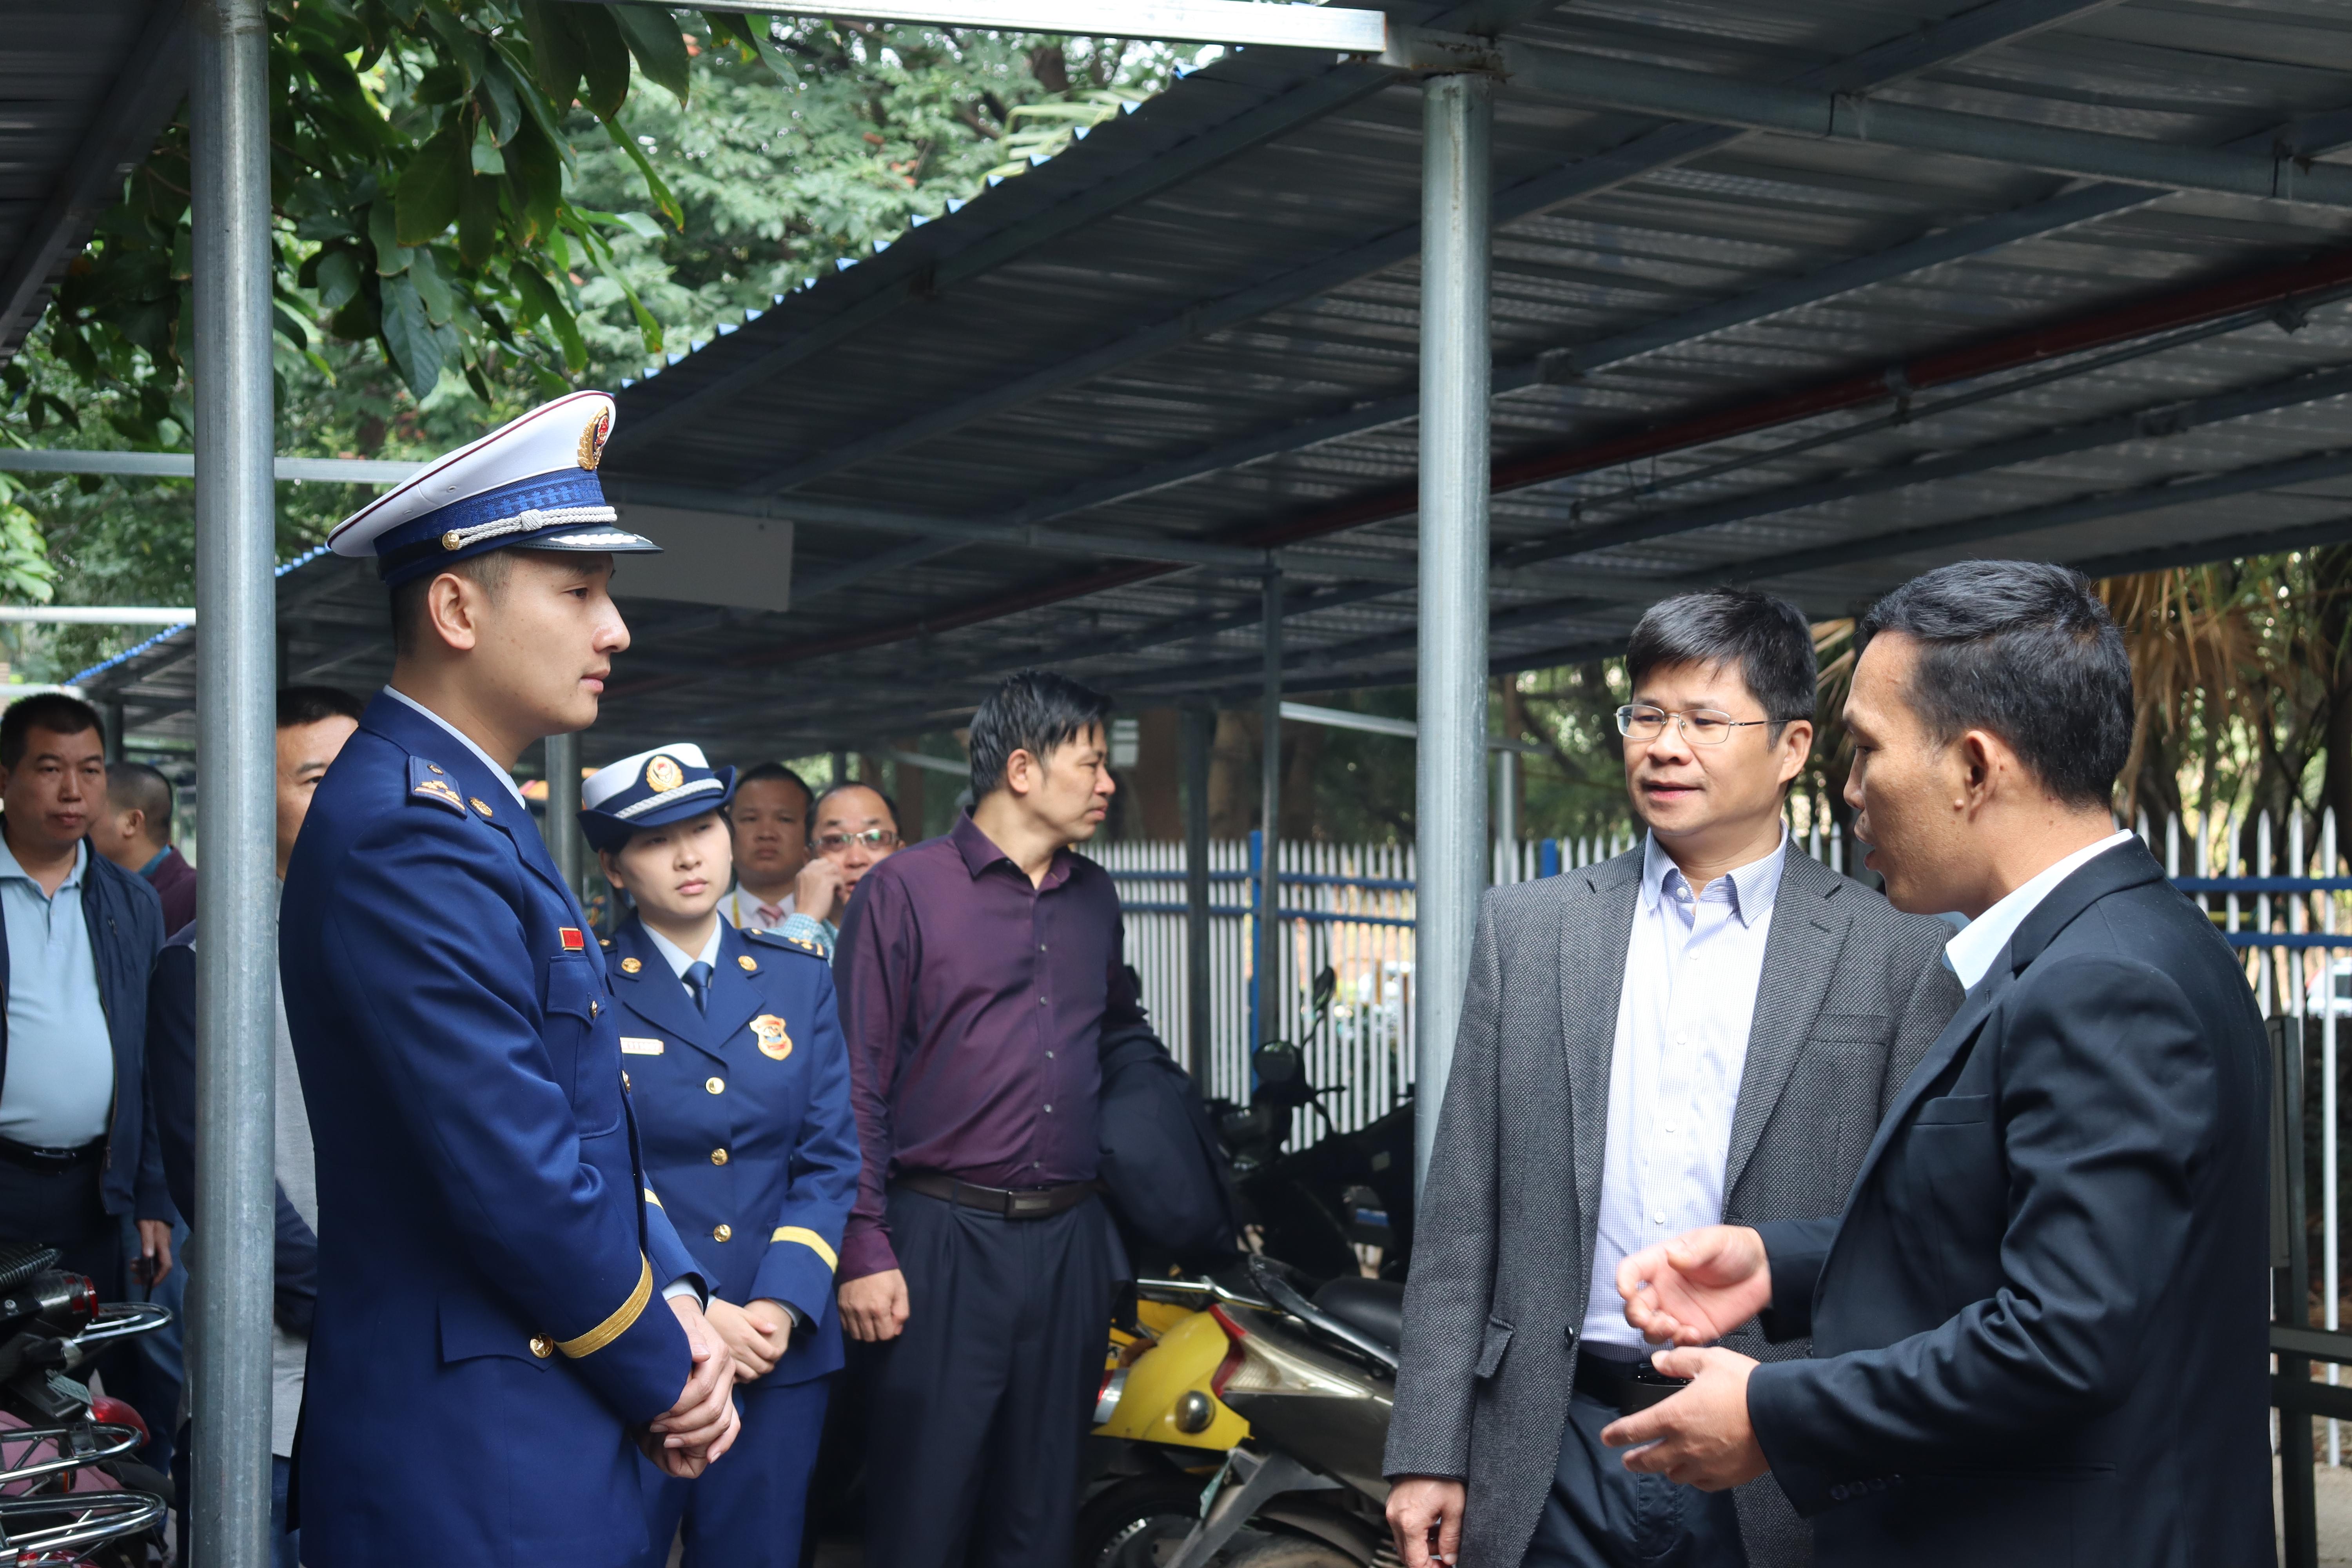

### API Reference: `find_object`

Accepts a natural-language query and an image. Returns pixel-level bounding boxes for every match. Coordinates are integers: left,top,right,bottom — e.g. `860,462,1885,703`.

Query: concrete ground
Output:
2280,1460,2352,1565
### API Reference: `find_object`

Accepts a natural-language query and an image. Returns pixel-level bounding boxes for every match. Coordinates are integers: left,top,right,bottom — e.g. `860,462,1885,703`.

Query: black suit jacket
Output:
1746,840,2272,1568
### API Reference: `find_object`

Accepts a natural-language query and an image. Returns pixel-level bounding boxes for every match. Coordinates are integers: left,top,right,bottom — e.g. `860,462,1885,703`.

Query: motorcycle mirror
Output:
1250,1042,1316,1107
1310,965,1337,1018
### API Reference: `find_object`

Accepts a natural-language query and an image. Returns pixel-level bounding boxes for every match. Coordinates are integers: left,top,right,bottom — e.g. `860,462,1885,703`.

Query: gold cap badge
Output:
751,1014,793,1062
644,755,684,793
578,406,612,470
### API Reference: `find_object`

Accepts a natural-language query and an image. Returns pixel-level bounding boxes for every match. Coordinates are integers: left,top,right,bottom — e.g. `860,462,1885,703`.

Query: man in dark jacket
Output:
1609,563,2271,1567
91,760,195,936
0,692,173,1295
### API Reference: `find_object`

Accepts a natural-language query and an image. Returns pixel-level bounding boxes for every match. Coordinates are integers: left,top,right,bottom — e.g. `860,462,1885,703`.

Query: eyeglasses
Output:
1614,704,1779,746
814,828,900,854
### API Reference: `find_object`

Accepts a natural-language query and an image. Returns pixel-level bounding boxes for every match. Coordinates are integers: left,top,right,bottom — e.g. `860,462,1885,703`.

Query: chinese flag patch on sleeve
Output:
559,927,586,951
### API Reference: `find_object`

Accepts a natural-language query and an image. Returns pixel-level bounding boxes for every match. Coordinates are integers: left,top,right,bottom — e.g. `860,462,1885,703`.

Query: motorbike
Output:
0,1241,174,1565
1081,1254,1402,1568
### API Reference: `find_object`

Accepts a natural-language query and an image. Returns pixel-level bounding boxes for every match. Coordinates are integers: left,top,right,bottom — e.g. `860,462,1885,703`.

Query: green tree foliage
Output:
1,12,1180,673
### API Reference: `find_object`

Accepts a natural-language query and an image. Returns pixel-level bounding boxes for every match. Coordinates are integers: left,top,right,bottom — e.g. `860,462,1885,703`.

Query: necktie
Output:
685,960,713,1016
756,903,786,928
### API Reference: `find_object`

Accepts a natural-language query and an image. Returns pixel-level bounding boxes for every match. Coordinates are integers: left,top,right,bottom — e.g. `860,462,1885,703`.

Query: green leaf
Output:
379,274,443,399
394,123,467,246
502,116,563,245
470,120,507,177
521,0,584,110
273,303,311,352
611,210,663,241
601,118,682,229
367,200,408,275
573,3,632,120
409,247,456,325
475,61,522,147
508,261,588,372
458,174,501,269
609,4,690,107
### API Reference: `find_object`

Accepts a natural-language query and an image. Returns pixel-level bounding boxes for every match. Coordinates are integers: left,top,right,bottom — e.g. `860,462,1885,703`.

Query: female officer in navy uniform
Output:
579,743,860,1568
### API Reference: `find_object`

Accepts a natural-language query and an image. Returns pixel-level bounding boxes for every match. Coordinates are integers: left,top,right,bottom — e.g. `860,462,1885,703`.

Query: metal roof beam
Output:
739,0,2129,496
0,0,191,363
971,98,2352,532
1504,44,2352,209
0,449,425,484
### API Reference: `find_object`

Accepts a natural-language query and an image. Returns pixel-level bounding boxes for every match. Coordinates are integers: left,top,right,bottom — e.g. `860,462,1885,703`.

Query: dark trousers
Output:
0,1154,122,1298
111,1213,188,1473
1523,1390,1749,1568
640,1377,829,1568
863,1187,1114,1568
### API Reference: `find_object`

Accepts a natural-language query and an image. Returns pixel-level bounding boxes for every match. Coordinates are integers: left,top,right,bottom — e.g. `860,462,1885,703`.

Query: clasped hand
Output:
1598,1225,1773,1491
636,1296,743,1479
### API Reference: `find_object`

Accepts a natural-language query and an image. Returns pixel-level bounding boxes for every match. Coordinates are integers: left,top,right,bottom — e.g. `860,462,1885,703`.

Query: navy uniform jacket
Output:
1748,840,2271,1567
279,694,704,1568
607,915,858,1383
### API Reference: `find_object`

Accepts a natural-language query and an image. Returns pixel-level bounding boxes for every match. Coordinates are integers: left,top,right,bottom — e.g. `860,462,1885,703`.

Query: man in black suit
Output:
1601,560,2272,1567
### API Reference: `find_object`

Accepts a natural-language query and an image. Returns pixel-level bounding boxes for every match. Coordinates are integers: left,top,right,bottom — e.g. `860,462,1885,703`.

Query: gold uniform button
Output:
622,1071,632,1092
711,1148,729,1166
737,955,758,972
590,998,600,1017
706,1076,725,1094
529,1334,554,1359
712,1224,732,1243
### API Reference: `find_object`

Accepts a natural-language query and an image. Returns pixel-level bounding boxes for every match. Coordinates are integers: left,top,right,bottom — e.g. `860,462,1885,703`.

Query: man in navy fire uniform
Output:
579,742,859,1568
279,392,739,1568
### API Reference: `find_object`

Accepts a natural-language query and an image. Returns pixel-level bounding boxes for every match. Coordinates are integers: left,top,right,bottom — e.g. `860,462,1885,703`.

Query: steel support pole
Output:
1413,72,1492,1191
543,731,584,897
1257,572,1283,1044
1493,745,1517,882
1182,705,1214,1081
189,0,278,1559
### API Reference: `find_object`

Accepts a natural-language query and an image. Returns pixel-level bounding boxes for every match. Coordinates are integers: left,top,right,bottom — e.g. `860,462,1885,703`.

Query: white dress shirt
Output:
1942,830,2134,991
718,885,794,932
1581,830,1788,1354
644,920,723,986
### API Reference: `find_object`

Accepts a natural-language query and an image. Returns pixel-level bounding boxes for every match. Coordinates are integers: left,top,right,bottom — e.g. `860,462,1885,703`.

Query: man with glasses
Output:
772,782,902,960
1385,588,1963,1568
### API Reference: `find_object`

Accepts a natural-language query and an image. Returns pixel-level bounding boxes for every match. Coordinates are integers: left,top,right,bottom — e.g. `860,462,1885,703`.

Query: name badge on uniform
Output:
620,1037,665,1055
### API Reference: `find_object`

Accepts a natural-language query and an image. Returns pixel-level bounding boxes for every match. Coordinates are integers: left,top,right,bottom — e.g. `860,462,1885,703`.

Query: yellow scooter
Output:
1078,1277,1256,1567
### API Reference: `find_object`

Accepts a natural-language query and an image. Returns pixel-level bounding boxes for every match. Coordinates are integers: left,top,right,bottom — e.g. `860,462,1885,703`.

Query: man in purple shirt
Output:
834,670,1139,1568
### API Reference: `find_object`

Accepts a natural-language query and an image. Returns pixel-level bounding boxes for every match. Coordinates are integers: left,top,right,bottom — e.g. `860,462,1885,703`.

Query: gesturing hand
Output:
640,1296,742,1478
840,1269,909,1343
1616,1225,1772,1347
794,857,847,926
1599,1347,1768,1491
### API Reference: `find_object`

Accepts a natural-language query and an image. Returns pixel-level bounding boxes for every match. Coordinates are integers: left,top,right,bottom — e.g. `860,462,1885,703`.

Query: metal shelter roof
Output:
76,0,2352,760
0,1,185,364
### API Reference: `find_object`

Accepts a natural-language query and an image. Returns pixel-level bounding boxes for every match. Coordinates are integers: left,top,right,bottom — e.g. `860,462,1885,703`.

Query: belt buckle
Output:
1009,1189,1051,1218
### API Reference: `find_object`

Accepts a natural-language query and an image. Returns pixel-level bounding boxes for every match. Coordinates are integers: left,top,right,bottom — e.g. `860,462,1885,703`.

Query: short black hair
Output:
1858,560,2131,808
813,779,900,829
277,685,365,730
0,693,102,768
967,670,1112,800
729,762,813,817
1626,588,1817,737
107,760,173,837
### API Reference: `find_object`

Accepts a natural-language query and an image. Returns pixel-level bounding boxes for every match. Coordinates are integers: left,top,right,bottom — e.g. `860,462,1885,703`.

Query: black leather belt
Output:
896,1172,1099,1221
1574,1351,1690,1414
0,1136,104,1172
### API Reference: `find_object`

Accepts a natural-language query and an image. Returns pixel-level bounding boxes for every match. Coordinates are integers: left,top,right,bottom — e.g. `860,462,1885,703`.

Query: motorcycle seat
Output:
1313,1276,1405,1352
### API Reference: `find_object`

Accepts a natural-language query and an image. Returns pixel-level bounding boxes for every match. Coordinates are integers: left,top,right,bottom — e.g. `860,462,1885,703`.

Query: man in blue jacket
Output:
280,393,739,1568
0,691,173,1298
581,742,859,1568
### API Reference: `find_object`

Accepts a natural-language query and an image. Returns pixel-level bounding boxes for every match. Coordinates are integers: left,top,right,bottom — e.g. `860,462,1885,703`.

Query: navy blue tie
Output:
684,960,713,1016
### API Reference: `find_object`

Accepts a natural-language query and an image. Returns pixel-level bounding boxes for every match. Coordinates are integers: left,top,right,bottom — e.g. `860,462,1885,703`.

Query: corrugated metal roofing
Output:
77,0,2352,762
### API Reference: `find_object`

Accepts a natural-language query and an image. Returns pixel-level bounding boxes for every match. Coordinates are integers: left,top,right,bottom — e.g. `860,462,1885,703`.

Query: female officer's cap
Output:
328,390,657,587
578,742,738,853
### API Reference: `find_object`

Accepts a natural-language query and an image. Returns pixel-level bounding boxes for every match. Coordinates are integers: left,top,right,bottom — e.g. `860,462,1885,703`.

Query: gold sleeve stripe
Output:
772,1227,838,1273
558,1254,652,1359
643,1187,664,1208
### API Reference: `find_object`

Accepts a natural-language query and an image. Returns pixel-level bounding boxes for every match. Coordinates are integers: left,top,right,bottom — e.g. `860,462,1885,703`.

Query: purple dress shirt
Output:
833,813,1144,1281
142,845,196,937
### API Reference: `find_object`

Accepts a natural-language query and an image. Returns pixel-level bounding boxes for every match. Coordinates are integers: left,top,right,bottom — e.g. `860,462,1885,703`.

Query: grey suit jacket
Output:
1384,843,1963,1568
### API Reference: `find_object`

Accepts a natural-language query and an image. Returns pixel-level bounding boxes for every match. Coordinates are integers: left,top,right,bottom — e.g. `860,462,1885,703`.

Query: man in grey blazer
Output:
1384,589,1962,1568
